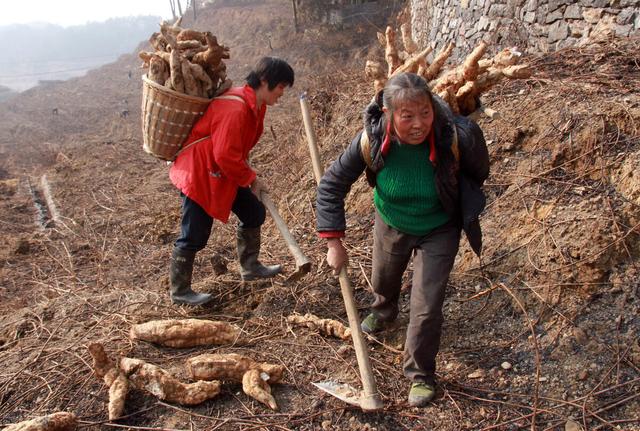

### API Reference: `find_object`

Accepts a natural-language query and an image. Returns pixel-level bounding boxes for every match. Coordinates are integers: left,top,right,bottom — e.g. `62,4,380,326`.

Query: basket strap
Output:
214,95,245,103
173,95,246,159
175,135,209,158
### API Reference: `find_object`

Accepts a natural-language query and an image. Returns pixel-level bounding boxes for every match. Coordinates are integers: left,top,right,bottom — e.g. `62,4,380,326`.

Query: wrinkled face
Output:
258,80,288,106
386,96,434,145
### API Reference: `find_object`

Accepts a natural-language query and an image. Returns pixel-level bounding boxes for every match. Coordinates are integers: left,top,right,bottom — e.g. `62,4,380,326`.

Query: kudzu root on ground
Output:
187,353,284,383
87,342,128,420
120,357,221,405
287,313,352,340
3,412,77,431
130,319,241,348
242,368,278,410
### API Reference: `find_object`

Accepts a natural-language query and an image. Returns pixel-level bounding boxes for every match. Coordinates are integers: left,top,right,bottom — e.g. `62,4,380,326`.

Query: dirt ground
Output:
0,1,639,430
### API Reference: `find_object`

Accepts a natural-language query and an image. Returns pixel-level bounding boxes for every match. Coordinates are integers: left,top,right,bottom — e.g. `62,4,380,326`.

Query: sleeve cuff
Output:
318,231,345,238
239,170,257,188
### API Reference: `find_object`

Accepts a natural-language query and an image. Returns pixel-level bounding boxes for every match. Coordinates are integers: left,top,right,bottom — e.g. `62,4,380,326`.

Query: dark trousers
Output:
370,212,460,385
175,187,266,251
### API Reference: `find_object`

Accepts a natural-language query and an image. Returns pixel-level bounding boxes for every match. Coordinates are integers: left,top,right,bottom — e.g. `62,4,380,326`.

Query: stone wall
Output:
410,0,639,59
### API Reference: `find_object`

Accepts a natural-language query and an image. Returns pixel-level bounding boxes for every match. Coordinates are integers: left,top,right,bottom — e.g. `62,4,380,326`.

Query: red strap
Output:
428,129,437,165
318,231,345,238
381,118,392,156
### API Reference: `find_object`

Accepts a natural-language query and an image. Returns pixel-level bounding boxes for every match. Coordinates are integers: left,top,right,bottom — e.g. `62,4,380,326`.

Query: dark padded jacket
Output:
316,92,490,256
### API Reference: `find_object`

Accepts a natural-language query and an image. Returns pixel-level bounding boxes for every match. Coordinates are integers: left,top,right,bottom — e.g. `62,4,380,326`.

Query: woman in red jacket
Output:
168,57,294,306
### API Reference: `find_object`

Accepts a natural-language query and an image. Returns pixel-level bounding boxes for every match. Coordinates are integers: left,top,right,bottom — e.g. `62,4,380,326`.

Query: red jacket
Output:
169,85,266,222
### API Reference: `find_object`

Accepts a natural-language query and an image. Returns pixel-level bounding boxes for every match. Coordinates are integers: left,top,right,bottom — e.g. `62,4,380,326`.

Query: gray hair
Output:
382,73,433,113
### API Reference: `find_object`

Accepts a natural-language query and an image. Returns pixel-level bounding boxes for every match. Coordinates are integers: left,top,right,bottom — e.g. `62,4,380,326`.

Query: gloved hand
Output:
250,177,268,201
326,238,348,275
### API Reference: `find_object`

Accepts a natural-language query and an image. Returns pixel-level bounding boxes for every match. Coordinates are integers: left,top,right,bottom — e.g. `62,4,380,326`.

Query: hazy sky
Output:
1,0,174,27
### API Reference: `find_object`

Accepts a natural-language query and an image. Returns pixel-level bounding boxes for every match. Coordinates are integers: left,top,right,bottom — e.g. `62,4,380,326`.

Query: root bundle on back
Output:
139,18,231,99
366,23,532,116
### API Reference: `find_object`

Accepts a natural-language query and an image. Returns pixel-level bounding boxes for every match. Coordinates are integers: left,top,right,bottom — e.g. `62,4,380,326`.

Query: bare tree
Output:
169,0,177,20
168,0,185,20
291,0,300,33
177,0,184,17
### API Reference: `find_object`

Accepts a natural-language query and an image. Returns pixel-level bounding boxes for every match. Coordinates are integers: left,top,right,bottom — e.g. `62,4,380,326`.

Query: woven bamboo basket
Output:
141,75,212,161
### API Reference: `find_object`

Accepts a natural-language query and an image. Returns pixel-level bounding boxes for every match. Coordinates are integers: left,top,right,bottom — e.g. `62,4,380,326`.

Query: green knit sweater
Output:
373,141,449,236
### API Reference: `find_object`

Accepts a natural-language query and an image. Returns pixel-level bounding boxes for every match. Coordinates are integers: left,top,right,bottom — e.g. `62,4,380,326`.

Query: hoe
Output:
300,93,383,411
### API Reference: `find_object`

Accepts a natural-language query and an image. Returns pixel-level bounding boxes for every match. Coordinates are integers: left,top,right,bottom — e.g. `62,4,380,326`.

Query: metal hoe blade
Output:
313,381,364,408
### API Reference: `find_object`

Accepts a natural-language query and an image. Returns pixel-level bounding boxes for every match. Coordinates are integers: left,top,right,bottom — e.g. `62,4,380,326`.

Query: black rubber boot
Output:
169,248,213,306
237,227,282,281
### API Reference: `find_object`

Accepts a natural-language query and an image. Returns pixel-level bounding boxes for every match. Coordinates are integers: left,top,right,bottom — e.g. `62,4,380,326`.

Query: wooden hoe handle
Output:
300,93,383,411
338,268,383,410
261,192,311,272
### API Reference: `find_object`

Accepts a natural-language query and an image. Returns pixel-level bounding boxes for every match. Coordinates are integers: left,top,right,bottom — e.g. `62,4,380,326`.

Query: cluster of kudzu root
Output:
139,18,232,99
365,23,532,116
6,314,351,429
89,319,282,419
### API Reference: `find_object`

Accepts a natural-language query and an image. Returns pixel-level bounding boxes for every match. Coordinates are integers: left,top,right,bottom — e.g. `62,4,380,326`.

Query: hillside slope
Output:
0,2,638,430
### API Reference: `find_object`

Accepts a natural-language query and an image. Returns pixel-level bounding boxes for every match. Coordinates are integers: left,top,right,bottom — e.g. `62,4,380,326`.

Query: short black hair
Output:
246,57,295,90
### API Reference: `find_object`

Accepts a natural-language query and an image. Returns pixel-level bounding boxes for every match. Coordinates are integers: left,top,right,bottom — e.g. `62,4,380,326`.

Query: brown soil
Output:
0,2,638,430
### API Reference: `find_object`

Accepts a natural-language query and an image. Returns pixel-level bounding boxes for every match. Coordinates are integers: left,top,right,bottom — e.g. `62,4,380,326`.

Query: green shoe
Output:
361,313,384,334
408,382,436,407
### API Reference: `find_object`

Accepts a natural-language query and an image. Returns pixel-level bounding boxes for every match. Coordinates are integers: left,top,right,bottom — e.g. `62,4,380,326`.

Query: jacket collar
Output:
226,85,264,117
364,91,385,143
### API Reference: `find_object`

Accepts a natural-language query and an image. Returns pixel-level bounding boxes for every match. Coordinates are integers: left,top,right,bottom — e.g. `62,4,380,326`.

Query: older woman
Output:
316,72,489,406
